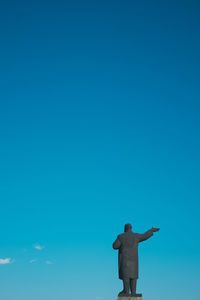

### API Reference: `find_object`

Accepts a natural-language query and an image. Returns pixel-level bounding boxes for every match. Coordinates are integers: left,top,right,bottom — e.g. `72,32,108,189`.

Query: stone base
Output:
118,295,143,300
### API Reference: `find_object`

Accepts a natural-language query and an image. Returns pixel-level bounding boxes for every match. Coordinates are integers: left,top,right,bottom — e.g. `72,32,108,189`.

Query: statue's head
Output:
124,223,132,232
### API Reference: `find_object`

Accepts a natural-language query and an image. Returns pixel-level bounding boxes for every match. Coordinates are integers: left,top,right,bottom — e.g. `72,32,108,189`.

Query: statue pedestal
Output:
118,295,143,300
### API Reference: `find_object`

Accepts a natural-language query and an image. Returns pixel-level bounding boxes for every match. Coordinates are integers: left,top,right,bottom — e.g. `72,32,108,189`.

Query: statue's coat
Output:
113,229,154,279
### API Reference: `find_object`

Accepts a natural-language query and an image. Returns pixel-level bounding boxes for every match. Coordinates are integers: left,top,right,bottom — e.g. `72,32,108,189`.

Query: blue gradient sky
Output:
0,1,200,300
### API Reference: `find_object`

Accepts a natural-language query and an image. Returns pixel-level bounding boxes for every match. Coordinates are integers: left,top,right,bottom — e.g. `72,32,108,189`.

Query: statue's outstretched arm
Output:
138,227,160,243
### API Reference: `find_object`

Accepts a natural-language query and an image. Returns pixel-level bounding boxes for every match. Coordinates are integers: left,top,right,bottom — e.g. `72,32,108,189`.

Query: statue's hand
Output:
152,227,160,232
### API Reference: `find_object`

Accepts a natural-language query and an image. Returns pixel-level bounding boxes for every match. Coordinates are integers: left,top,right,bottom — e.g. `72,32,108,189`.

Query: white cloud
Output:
0,258,12,265
45,260,52,265
34,245,44,250
29,259,37,263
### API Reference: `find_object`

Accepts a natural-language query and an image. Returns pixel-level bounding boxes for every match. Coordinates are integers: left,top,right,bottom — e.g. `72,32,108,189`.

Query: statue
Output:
113,223,160,297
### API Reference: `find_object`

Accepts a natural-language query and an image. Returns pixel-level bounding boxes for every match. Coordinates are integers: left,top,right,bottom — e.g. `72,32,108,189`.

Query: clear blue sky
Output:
0,1,200,300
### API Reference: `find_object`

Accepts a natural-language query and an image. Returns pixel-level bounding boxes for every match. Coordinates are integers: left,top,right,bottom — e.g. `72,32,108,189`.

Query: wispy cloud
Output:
29,259,37,263
45,260,52,265
34,244,44,250
0,258,12,265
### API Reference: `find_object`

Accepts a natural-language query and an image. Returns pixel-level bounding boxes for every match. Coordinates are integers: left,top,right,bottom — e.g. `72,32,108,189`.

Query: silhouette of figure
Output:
113,223,160,296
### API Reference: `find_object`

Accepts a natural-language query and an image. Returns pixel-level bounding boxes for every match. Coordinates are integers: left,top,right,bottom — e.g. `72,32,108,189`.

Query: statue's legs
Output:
123,278,129,294
130,278,137,295
118,278,129,296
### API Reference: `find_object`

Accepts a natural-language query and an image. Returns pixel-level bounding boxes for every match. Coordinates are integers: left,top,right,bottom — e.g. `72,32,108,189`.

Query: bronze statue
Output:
113,223,160,296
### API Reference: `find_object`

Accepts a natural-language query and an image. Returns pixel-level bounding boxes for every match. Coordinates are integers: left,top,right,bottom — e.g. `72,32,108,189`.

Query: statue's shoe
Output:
118,290,129,296
131,293,142,297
